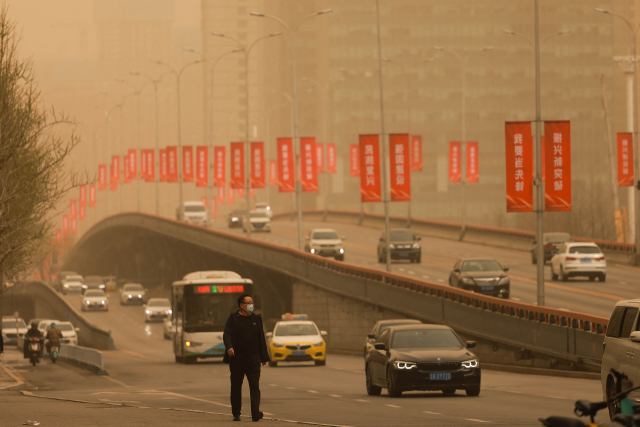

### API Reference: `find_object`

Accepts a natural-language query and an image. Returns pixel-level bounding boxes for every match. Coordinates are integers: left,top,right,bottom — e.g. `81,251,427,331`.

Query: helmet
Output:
51,322,56,328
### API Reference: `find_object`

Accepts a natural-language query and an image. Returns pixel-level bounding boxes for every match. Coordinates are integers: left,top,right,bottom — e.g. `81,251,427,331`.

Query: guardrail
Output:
70,213,611,368
58,344,106,375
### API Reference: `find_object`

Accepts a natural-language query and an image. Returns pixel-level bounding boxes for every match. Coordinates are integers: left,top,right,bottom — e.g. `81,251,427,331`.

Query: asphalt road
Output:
0,291,609,426
218,217,640,318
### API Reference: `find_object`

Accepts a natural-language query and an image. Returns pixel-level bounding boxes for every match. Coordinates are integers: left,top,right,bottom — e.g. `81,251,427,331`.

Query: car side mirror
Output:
367,333,375,339
266,332,273,338
630,332,640,343
454,268,460,273
466,341,476,349
75,328,80,332
416,237,422,241
320,330,328,336
374,343,386,350
503,267,509,272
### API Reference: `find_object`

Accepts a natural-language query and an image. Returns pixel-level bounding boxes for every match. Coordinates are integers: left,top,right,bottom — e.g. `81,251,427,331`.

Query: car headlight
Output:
462,359,479,369
146,310,151,314
310,249,315,254
412,243,420,249
462,277,475,284
272,343,284,348
64,284,69,287
313,341,324,347
498,277,509,285
85,301,90,304
393,361,417,370
166,309,172,314
101,300,105,304
168,309,172,314
82,285,88,289
389,244,396,249
138,294,142,298
339,248,344,254
99,285,105,289
127,295,132,298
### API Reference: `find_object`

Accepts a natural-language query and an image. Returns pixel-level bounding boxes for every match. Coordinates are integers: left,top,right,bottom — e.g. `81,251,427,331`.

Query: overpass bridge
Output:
63,213,608,373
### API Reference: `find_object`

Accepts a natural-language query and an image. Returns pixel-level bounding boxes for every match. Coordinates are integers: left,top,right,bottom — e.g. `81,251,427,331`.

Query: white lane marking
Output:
407,271,415,275
307,390,319,394
437,279,444,282
355,399,369,402
399,268,405,271
547,396,565,399
511,297,521,301
330,394,342,398
269,384,278,387
464,419,491,423
98,399,141,403
153,390,231,408
102,376,131,388
385,404,401,408
422,275,430,279
620,281,628,285
285,387,296,390
423,411,440,415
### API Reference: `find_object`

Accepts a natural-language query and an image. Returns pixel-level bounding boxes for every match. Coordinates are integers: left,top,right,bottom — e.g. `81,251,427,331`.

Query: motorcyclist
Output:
45,322,63,355
24,322,43,358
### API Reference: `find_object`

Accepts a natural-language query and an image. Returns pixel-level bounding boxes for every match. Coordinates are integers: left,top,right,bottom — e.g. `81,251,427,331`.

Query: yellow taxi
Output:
266,314,327,367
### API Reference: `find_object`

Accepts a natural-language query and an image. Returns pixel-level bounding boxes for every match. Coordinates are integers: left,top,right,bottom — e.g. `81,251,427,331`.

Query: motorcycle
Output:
27,337,41,367
539,369,640,427
49,345,59,364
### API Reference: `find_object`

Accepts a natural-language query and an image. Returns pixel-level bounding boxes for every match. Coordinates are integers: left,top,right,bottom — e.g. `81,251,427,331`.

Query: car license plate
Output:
429,373,451,380
481,286,494,291
292,350,306,356
581,259,591,263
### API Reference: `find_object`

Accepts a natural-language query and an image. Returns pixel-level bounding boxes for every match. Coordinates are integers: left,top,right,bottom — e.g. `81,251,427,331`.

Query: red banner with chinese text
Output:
214,147,226,187
228,185,235,205
359,134,381,202
300,137,318,192
505,121,533,212
411,135,422,172
110,156,120,190
123,156,131,184
350,144,360,177
316,143,324,173
218,186,225,205
196,146,208,187
79,185,87,206
128,149,136,179
269,160,277,186
238,187,245,197
55,229,62,245
449,142,461,183
327,143,337,174
71,217,77,235
544,120,571,211
159,149,168,182
89,184,96,207
145,150,155,182
230,142,244,189
183,146,194,182
466,142,479,183
99,165,107,190
251,142,265,189
277,138,294,193
167,146,178,182
390,134,411,202
141,149,148,180
63,215,69,236
618,132,634,187
79,203,86,220
70,199,77,219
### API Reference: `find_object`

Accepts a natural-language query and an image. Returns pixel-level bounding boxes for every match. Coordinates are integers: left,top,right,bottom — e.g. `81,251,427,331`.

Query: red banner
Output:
251,142,265,189
230,142,244,189
359,134,381,202
211,196,217,218
327,143,337,174
618,132,634,187
301,137,318,192
218,185,225,204
98,165,107,190
70,199,77,219
449,142,462,183
183,146,194,182
316,143,324,173
128,149,136,179
390,134,411,202
55,229,62,245
123,156,131,184
110,155,120,190
238,187,245,197
228,185,235,205
196,146,208,188
505,121,533,212
79,203,86,220
277,138,294,193
200,196,208,210
160,149,168,182
141,149,148,180
269,160,277,186
466,142,479,183
89,184,96,207
145,150,155,182
544,120,571,211
62,215,69,236
350,144,360,177
214,147,226,187
71,217,77,235
79,185,87,205
411,135,422,172
167,146,178,182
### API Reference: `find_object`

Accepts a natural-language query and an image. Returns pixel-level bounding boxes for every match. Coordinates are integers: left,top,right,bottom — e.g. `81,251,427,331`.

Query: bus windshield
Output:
184,293,236,333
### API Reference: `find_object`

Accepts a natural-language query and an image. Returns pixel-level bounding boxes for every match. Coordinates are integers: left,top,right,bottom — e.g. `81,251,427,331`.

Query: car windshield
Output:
2,319,26,329
65,276,83,282
185,204,205,212
569,246,601,254
148,299,170,307
275,323,318,336
391,329,462,349
124,285,144,292
313,231,339,240
389,230,415,241
85,290,105,297
461,260,502,272
85,276,103,284
48,324,74,332
250,211,268,218
545,233,571,243
380,322,417,334
255,204,268,209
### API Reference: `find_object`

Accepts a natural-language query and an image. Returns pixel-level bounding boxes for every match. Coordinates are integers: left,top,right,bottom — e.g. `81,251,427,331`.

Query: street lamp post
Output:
104,103,122,217
251,9,333,250
210,33,282,238
153,58,206,210
595,8,640,262
434,45,493,241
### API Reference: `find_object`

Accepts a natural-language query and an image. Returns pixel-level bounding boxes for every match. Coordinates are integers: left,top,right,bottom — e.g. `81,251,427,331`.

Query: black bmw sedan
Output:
365,325,480,397
448,258,510,299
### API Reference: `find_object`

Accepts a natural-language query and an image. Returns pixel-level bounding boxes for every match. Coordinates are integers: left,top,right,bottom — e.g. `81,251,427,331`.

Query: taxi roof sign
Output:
281,313,308,320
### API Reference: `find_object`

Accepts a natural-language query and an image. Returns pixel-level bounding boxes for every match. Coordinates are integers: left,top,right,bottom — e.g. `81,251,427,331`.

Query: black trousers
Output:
229,359,261,417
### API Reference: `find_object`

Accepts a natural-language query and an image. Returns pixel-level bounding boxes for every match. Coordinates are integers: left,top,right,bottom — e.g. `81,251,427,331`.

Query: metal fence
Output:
58,344,106,374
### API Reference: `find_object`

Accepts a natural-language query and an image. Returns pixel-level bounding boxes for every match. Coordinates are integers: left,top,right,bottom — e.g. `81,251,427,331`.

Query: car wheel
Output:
268,361,277,367
551,265,558,281
315,359,326,366
600,273,607,282
386,368,402,397
442,389,456,395
466,386,480,397
607,376,620,420
366,365,382,396
560,267,568,282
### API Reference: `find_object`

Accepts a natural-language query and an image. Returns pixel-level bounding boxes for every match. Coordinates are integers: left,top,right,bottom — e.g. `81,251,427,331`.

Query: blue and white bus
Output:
171,271,253,363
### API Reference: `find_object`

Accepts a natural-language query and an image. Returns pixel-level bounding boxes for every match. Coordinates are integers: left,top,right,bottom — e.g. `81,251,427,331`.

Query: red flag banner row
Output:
230,142,244,189
300,137,318,192
505,122,534,212
544,121,571,211
251,142,265,189
389,134,411,202
277,138,294,193
183,146,193,183
466,142,479,183
327,143,337,174
359,134,382,202
617,132,634,187
196,146,208,188
214,147,226,187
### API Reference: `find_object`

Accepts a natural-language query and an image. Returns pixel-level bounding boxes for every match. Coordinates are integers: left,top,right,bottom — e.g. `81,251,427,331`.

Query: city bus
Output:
171,271,253,364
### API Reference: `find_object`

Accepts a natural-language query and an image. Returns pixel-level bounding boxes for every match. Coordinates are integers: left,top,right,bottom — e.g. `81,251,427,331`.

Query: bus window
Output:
184,294,235,333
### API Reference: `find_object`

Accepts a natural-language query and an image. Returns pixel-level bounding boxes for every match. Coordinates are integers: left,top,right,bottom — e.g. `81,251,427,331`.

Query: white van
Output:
176,201,208,227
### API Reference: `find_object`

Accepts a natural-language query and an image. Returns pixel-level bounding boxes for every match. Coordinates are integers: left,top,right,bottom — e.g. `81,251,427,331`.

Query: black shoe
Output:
252,412,263,422
233,415,241,421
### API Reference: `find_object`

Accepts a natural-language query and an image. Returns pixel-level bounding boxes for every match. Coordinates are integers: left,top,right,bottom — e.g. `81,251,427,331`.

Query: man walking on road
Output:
223,294,270,422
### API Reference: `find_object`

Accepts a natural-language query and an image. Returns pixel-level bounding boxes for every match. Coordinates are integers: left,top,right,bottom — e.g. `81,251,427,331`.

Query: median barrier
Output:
58,344,107,375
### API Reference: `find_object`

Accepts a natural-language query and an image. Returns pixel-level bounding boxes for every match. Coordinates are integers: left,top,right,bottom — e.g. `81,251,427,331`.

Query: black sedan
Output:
377,229,421,263
448,259,510,299
227,209,246,228
365,325,480,397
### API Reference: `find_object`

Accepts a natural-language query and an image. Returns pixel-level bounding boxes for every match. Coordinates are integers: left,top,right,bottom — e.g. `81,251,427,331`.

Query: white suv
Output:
601,299,640,418
550,242,606,282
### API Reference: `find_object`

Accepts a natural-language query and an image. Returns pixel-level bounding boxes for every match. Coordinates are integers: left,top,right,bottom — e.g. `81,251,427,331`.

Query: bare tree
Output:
0,6,81,283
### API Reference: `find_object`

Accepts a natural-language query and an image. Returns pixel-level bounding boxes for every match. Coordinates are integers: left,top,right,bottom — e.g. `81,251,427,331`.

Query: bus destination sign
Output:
196,285,245,294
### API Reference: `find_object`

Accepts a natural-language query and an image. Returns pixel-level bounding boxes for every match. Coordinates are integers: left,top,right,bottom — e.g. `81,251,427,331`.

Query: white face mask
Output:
246,304,254,313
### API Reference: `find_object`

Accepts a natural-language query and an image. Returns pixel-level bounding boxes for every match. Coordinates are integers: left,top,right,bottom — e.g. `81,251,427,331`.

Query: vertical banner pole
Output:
534,0,545,306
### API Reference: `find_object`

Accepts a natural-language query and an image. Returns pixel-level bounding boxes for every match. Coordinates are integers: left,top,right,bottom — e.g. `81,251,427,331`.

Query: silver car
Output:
144,298,171,322
119,283,147,305
305,229,346,261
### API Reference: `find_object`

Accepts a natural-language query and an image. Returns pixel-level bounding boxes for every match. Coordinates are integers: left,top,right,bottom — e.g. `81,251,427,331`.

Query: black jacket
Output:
223,311,270,364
